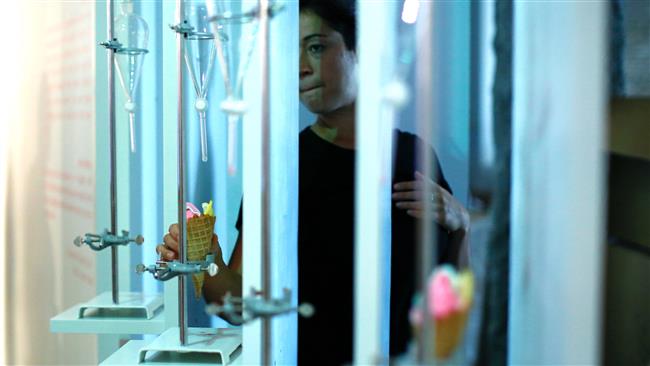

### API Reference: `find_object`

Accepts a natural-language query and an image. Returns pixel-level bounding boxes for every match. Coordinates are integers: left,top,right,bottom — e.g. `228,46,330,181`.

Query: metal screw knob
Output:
208,263,219,277
73,236,83,247
135,264,146,274
298,303,315,318
134,235,144,245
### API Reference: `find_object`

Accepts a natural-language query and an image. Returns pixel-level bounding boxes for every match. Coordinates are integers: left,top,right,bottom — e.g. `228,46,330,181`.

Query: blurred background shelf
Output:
609,98,650,162
603,97,650,365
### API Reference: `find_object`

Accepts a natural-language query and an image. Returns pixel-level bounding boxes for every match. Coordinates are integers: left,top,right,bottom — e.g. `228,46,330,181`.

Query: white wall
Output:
4,2,98,365
0,4,22,359
354,2,398,363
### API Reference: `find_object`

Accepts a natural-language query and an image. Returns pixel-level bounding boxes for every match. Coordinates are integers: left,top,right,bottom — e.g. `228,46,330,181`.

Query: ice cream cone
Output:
434,307,470,359
409,306,470,360
409,267,475,360
187,214,216,298
191,273,205,299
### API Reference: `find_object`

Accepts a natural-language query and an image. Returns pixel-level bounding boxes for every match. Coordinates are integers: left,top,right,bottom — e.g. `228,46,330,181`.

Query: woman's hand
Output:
392,171,470,233
156,223,226,268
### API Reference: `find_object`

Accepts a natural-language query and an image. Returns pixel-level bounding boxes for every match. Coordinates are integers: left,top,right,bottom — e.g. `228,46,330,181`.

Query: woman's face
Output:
299,12,357,115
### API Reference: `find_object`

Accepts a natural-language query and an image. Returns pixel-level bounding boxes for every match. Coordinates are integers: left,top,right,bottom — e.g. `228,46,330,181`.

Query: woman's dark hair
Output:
300,0,356,50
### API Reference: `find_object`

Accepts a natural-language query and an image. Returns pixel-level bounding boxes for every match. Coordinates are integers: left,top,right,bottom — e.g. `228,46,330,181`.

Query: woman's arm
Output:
202,233,243,305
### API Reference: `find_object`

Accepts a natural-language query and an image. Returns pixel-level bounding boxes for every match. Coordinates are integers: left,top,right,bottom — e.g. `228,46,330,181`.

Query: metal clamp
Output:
99,38,123,51
205,288,314,324
207,2,285,25
169,20,195,36
136,254,218,281
74,229,144,251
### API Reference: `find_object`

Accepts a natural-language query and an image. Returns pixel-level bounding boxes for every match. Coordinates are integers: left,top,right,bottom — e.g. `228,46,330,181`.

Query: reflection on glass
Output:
114,0,148,153
184,2,216,162
206,1,261,175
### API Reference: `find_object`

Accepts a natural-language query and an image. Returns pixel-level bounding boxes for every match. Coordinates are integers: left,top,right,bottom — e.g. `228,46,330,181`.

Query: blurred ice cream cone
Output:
409,265,475,360
434,306,470,359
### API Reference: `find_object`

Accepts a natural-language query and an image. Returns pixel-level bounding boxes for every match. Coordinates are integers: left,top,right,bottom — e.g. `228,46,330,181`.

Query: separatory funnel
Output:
184,2,216,162
113,0,148,153
206,1,265,175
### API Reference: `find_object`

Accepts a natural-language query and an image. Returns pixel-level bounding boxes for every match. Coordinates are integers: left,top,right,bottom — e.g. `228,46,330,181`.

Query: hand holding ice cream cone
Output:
156,200,226,298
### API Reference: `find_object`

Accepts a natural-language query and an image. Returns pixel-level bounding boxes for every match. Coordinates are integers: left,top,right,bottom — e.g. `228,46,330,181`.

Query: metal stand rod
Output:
106,0,120,306
259,0,271,364
415,2,436,364
176,0,188,347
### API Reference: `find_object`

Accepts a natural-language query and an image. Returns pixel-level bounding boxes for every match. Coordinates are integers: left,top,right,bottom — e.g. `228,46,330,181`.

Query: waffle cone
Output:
192,273,205,299
186,215,216,298
434,309,470,359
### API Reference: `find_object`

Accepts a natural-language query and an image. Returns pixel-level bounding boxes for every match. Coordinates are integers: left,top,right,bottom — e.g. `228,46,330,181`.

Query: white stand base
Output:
138,327,242,364
79,291,163,320
100,339,242,365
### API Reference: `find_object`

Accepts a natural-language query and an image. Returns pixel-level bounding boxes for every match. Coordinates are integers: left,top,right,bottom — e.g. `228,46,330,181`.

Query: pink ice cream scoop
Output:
186,202,201,221
429,270,461,319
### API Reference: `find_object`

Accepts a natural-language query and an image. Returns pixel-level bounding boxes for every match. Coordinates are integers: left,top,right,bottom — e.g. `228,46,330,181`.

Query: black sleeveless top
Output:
237,127,453,364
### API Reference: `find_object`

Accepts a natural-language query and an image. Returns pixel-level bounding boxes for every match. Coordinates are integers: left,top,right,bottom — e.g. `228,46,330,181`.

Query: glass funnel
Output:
114,0,149,153
206,1,262,175
184,2,216,162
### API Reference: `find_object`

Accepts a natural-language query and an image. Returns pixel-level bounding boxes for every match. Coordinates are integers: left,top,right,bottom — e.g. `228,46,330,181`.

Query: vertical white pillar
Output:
354,2,397,364
139,0,163,301
269,2,299,364
161,0,180,330
242,4,264,355
242,1,298,364
242,3,264,363
509,2,607,364
414,1,436,363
